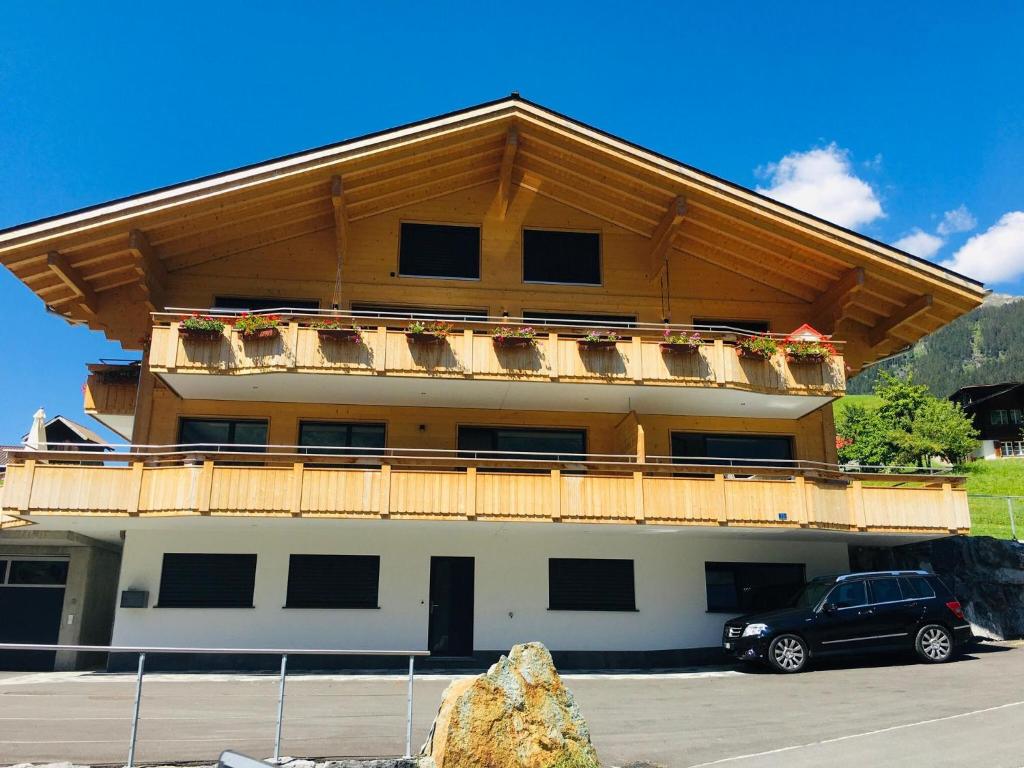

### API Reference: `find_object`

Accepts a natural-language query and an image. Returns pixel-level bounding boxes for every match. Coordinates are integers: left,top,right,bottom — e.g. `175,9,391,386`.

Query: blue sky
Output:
1,2,1022,442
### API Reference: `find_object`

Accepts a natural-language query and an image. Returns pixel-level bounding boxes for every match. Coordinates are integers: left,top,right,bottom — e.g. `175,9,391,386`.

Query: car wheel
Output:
767,634,808,673
915,624,954,663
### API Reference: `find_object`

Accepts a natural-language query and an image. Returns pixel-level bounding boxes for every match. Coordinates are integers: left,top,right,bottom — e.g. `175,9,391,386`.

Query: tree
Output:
911,399,980,465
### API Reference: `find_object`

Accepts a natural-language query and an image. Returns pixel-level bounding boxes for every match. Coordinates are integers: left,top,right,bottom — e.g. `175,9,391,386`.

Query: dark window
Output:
898,576,935,599
0,560,7,583
285,555,380,609
868,578,904,604
991,410,1008,426
214,296,319,311
350,303,487,321
298,422,386,456
704,562,805,612
178,419,268,452
672,432,794,469
399,223,480,280
523,230,601,284
157,554,256,608
7,560,69,586
827,580,867,609
549,558,635,611
522,311,636,328
458,427,586,462
692,318,770,334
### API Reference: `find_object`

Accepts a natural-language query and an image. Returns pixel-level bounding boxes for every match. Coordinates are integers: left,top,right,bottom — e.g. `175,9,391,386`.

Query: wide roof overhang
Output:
0,95,987,368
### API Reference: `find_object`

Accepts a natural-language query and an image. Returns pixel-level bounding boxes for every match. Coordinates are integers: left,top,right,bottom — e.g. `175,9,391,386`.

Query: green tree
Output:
911,399,980,464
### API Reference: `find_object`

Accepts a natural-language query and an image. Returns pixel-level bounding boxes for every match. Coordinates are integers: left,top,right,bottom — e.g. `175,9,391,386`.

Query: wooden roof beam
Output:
495,127,519,219
331,174,350,259
46,251,98,315
127,230,167,312
648,196,686,281
810,267,865,330
868,294,933,348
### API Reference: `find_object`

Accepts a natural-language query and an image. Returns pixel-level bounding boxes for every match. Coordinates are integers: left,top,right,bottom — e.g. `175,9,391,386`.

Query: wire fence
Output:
967,495,1023,541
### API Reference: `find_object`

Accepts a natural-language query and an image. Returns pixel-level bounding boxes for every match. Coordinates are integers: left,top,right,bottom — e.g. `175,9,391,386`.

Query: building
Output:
0,96,988,670
950,383,1024,459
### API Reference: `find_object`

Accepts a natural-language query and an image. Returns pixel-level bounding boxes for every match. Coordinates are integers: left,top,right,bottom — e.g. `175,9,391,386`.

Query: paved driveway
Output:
1,642,1021,768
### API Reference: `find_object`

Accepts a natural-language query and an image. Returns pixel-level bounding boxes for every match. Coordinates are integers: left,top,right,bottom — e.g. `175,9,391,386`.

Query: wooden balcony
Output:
148,314,846,417
0,447,968,535
83,362,139,438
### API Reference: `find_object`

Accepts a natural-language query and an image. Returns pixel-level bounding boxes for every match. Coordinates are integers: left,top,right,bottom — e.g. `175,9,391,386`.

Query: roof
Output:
21,415,107,445
949,382,1024,409
0,95,988,365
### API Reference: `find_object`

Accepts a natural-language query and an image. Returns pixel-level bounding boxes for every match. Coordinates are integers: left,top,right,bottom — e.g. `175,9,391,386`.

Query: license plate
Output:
724,642,732,650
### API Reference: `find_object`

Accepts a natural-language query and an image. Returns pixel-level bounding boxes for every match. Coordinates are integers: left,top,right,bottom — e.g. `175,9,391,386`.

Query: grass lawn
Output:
958,458,1024,539
832,394,881,420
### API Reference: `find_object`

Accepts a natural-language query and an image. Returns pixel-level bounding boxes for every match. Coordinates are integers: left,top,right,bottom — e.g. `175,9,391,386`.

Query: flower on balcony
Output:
233,313,281,339
736,335,778,360
836,435,854,450
180,313,226,333
491,326,537,347
406,320,453,341
660,328,703,352
784,339,837,363
580,330,621,343
311,319,364,344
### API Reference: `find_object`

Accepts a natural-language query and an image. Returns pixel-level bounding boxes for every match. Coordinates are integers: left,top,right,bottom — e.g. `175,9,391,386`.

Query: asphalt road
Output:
1,642,1022,768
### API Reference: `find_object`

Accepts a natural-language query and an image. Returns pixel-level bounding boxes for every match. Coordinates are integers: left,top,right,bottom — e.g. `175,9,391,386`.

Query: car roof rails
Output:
836,570,931,581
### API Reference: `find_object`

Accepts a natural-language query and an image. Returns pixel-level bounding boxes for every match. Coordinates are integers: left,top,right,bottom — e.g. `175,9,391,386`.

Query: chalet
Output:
0,96,987,670
950,383,1024,459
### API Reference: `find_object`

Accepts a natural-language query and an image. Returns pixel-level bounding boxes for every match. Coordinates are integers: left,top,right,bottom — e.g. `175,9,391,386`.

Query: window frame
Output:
991,410,1009,425
825,579,870,610
670,431,796,469
297,420,387,456
213,296,320,311
521,227,603,287
177,417,270,452
866,577,904,605
548,558,637,612
284,554,381,609
396,221,482,282
704,561,807,613
156,553,257,609
456,425,588,463
0,556,69,587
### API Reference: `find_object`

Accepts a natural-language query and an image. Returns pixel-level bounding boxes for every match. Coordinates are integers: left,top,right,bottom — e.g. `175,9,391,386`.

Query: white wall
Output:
111,520,849,652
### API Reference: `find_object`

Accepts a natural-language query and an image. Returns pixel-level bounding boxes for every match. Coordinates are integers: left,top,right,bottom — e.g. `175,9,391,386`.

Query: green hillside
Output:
848,296,1024,397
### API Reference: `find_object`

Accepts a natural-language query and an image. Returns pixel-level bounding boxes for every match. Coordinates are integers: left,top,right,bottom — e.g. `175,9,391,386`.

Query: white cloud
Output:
940,212,1024,284
893,228,945,259
756,143,884,229
937,205,977,236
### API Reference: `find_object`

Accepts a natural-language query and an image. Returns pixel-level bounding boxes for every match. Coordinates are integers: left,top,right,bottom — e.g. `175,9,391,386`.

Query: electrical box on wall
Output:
120,589,149,608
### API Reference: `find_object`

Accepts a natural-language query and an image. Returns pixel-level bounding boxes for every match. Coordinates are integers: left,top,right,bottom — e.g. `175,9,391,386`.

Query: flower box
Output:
240,327,279,341
577,339,619,350
405,331,447,344
736,346,774,360
493,335,536,348
786,353,830,364
316,328,363,344
659,342,701,354
179,327,224,342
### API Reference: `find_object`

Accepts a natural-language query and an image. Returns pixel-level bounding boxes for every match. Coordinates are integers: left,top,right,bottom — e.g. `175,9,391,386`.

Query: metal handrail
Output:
0,643,428,766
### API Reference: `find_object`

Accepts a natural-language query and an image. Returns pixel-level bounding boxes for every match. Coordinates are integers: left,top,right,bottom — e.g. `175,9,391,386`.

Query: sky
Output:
1,2,1022,443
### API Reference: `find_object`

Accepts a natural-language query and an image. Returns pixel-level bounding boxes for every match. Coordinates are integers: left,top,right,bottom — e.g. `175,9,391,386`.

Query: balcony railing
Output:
1,444,968,535
147,310,846,397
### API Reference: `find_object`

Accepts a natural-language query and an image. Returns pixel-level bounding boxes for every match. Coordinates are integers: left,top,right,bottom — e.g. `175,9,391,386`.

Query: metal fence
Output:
0,643,429,767
967,494,1023,541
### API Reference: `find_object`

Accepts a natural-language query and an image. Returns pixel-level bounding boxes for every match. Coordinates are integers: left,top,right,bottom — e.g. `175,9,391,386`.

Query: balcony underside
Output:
159,370,834,418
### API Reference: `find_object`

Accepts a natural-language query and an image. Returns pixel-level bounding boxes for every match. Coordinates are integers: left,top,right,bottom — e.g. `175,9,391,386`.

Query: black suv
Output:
722,570,972,673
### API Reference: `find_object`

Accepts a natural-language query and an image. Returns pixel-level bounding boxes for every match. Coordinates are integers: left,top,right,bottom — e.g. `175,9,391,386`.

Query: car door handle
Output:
857,608,874,616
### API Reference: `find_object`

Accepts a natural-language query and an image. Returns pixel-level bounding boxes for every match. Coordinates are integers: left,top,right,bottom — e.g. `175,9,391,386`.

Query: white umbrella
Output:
25,407,47,450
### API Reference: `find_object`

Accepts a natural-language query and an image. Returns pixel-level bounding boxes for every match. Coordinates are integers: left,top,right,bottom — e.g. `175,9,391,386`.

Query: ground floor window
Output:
458,426,586,463
298,422,386,455
178,418,268,451
1001,440,1024,457
705,561,805,613
0,558,68,585
549,558,636,611
672,432,794,468
285,555,380,608
156,554,257,608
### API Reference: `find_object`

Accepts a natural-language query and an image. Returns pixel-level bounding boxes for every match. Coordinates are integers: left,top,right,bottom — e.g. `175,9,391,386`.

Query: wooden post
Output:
714,473,728,524
465,467,477,520
848,480,867,530
462,328,474,376
374,326,388,373
942,482,957,532
197,460,214,515
379,464,392,518
550,469,562,521
713,339,726,384
286,321,299,370
546,332,559,380
126,462,144,516
165,322,180,370
632,471,645,523
636,422,646,463
16,459,37,512
793,475,809,526
289,462,304,517
630,336,643,383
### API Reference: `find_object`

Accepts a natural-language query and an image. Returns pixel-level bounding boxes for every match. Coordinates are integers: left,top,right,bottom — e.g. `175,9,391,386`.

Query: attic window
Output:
399,223,481,280
523,230,601,285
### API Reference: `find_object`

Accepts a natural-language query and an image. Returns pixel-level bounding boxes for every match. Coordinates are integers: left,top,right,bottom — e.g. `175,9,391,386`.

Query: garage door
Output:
0,557,69,671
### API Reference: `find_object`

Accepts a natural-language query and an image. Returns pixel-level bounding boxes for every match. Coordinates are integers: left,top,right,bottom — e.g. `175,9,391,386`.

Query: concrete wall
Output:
111,520,849,662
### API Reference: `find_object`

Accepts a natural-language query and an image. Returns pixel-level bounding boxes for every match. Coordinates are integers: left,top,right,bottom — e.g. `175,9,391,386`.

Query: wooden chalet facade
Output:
0,96,987,668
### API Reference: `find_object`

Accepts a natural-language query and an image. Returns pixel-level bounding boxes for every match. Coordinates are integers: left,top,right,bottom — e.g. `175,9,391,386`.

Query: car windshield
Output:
790,580,833,609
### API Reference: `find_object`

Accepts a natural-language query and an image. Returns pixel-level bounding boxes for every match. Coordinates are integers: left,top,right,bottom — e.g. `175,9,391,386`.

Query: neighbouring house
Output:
0,410,121,670
0,96,988,671
950,383,1024,459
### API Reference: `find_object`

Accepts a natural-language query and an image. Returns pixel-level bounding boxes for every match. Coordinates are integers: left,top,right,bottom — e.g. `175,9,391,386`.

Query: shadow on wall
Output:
849,536,1024,641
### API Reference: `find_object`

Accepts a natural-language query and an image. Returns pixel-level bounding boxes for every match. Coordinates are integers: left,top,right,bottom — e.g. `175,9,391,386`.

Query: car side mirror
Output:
821,602,837,614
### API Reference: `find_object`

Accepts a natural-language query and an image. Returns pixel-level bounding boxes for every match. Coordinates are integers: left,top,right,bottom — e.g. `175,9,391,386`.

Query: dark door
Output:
428,557,474,657
0,588,65,670
865,577,919,646
813,579,878,654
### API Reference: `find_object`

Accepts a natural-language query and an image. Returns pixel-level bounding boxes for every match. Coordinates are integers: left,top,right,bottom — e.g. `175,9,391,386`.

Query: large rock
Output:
420,642,599,768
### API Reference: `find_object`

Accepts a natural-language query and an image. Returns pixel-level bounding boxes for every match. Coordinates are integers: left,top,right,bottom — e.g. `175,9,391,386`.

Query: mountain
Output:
848,294,1024,397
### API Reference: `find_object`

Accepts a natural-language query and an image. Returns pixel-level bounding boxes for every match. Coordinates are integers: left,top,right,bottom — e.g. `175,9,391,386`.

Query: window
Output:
298,422,386,456
350,303,487,321
178,419,268,451
522,311,636,328
458,427,586,462
523,230,601,285
0,560,6,583
672,432,794,469
214,296,319,311
549,558,635,611
398,223,480,280
827,580,867,609
991,410,1009,426
692,318,770,334
704,562,805,613
5,559,68,586
1011,409,1024,425
868,577,903,604
285,555,380,608
898,576,935,599
157,554,256,608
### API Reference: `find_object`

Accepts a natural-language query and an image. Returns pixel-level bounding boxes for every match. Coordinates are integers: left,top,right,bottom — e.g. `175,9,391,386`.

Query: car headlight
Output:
742,623,768,637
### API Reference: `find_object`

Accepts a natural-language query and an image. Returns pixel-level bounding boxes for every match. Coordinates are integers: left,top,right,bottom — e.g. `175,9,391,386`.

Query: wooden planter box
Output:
659,342,701,354
735,346,774,361
577,339,619,350
786,354,830,365
240,327,280,341
179,327,224,342
316,328,363,343
493,336,536,348
405,332,447,344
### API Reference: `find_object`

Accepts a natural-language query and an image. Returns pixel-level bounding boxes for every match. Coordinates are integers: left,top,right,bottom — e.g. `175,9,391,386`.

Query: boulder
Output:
420,642,599,768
